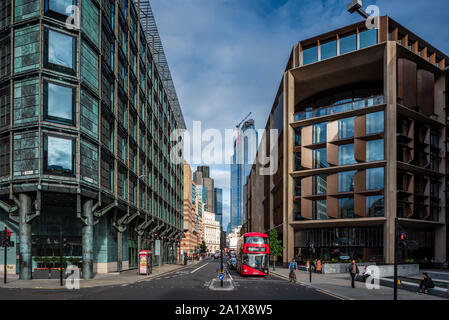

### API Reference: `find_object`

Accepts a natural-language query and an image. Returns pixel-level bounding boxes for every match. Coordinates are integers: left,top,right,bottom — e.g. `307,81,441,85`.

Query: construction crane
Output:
236,112,252,130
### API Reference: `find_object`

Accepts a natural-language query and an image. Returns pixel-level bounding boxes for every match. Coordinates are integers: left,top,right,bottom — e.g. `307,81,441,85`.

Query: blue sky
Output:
151,0,449,230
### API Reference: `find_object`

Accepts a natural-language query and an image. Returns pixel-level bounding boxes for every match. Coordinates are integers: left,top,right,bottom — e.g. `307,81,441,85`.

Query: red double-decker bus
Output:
236,232,269,276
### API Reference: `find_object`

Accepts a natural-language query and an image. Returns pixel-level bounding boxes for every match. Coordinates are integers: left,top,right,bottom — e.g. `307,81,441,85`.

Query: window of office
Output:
110,2,114,30
44,29,76,74
366,139,384,162
339,33,357,54
313,122,327,144
45,0,76,17
320,39,337,60
294,127,302,147
366,167,384,190
108,122,114,152
359,29,378,49
366,196,384,217
338,170,356,192
339,198,354,219
122,31,127,55
313,175,327,195
366,111,384,135
43,81,75,125
121,172,127,199
313,200,328,220
338,117,355,139
110,43,114,70
303,45,318,65
109,163,114,192
110,83,114,112
44,135,74,176
312,148,329,168
338,144,356,165
121,137,126,162
294,178,301,197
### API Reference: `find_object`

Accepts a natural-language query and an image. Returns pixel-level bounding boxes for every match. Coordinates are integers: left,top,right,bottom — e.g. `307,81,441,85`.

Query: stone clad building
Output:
246,16,448,265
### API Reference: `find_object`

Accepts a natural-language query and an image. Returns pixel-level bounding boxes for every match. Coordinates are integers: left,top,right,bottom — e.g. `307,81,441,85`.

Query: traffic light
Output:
398,232,407,249
0,228,13,247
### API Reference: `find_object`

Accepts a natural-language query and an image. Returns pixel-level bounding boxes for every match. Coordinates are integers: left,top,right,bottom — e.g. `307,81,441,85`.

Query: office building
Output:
203,210,221,253
245,16,448,265
214,187,223,229
193,166,214,212
230,119,257,231
0,0,185,279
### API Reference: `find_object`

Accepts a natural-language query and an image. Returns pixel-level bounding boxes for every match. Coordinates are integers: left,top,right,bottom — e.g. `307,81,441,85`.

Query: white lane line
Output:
190,263,209,274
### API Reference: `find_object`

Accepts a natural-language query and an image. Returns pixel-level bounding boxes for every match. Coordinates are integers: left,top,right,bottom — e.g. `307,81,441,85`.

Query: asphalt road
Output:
0,258,337,300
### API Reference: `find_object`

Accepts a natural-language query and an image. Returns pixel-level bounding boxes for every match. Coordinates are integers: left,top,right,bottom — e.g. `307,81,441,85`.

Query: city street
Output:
0,258,337,300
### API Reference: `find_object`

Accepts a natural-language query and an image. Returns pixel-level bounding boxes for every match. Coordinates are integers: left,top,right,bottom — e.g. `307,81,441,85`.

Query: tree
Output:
200,241,207,253
269,229,284,271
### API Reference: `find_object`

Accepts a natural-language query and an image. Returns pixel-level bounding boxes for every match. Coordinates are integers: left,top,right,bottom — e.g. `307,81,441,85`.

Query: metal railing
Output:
294,95,384,122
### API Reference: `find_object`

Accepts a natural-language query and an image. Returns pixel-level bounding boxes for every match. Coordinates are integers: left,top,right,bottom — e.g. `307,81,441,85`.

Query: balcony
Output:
294,95,384,122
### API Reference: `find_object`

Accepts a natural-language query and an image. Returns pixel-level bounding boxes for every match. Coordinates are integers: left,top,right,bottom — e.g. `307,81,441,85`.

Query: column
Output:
137,234,142,253
19,193,32,280
117,231,122,272
159,239,163,268
384,41,397,264
82,200,94,279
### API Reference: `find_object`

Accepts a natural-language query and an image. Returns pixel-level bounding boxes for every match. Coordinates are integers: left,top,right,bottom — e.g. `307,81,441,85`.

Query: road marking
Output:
190,263,209,274
315,289,348,300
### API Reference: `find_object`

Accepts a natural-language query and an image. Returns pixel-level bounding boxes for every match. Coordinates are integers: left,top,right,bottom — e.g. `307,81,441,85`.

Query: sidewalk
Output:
0,260,199,290
271,267,447,300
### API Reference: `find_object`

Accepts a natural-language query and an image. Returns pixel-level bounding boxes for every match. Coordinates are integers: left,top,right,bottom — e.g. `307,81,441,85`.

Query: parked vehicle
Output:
227,257,237,270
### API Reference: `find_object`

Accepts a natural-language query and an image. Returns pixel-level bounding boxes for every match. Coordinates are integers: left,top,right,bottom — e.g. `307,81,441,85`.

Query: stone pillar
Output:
384,41,397,264
117,231,122,272
82,200,94,279
159,239,163,267
19,194,32,280
137,234,142,253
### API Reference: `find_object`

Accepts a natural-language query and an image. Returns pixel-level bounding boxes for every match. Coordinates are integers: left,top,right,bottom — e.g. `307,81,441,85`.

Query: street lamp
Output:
347,0,369,19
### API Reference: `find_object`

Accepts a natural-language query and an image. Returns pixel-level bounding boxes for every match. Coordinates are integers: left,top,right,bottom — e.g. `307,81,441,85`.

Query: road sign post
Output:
60,227,64,287
3,240,6,284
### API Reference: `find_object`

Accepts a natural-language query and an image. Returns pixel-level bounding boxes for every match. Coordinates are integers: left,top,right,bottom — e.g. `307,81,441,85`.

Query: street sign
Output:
218,273,224,281
155,240,160,256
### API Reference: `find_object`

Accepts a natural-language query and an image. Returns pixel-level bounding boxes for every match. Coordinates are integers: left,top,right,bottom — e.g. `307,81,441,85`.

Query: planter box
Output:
66,267,82,279
50,268,67,279
321,263,419,277
33,268,50,279
322,262,376,274
374,264,419,277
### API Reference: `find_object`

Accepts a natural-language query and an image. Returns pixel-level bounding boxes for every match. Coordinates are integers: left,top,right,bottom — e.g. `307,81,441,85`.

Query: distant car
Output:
227,257,237,270
214,253,220,259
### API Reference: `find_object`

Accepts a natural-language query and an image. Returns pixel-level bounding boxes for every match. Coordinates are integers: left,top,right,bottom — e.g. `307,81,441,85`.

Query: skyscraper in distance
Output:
214,188,223,230
230,119,257,231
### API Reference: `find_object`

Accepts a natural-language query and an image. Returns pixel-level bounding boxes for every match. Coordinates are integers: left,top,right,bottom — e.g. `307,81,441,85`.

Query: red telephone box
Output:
139,250,152,275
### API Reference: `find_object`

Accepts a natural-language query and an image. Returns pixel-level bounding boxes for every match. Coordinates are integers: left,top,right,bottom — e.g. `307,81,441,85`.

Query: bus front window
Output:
243,254,268,270
245,237,268,245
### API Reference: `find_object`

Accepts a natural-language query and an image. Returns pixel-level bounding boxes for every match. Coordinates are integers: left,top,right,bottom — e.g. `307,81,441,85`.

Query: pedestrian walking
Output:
348,260,359,288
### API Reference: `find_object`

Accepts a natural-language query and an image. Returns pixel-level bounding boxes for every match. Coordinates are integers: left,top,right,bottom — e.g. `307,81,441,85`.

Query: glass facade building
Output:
214,188,223,230
230,120,257,231
0,0,185,279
